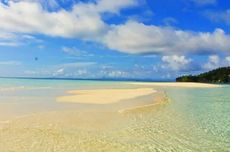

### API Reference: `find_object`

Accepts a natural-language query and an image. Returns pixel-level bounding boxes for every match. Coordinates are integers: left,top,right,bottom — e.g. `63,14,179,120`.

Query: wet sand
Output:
57,88,156,104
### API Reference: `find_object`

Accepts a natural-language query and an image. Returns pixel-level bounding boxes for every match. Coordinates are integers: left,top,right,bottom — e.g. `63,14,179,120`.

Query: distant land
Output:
176,67,230,83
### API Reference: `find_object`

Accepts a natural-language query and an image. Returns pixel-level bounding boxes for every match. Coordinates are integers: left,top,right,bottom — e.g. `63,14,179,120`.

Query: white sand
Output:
57,82,220,104
128,82,220,88
57,88,156,104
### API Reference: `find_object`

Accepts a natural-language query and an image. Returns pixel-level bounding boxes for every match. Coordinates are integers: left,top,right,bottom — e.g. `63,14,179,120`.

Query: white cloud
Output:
7,0,60,10
23,61,96,77
54,62,95,77
56,68,64,75
162,17,177,26
37,45,45,49
24,62,133,78
62,46,91,56
0,1,105,39
0,41,18,46
0,0,137,40
0,31,42,46
0,60,22,65
100,70,128,78
161,55,192,71
206,9,230,25
209,55,219,64
103,21,230,54
60,62,96,68
202,55,230,70
15,0,138,12
94,0,138,14
225,56,230,65
31,0,60,10
226,56,230,62
53,68,88,77
1,0,230,56
203,55,220,70
0,32,20,46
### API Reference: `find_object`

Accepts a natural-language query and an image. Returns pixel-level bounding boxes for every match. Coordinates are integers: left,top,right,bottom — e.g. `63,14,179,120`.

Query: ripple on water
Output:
0,102,229,152
0,87,230,152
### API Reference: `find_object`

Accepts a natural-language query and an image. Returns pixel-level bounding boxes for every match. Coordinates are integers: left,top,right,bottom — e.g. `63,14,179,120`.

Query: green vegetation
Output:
176,67,230,83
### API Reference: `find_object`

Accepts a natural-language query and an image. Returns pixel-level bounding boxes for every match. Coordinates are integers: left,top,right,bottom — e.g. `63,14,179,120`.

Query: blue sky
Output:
0,0,230,80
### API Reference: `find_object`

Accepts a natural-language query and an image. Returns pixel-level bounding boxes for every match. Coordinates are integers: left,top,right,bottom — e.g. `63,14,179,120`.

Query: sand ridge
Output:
57,88,156,104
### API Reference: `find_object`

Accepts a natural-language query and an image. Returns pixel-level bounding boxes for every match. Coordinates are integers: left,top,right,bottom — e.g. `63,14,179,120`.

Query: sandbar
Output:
57,88,156,104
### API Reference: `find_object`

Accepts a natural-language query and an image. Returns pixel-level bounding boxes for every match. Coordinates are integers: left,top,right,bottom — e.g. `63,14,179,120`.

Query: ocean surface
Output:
0,78,229,152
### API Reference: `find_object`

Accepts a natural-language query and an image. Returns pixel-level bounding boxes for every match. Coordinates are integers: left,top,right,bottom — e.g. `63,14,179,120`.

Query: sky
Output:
0,0,230,80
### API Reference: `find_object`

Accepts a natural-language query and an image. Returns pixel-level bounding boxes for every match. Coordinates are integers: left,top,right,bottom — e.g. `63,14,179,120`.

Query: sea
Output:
0,78,229,152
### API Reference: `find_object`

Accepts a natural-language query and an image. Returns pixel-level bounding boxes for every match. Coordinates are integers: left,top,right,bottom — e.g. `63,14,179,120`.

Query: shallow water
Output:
0,78,137,120
0,78,229,152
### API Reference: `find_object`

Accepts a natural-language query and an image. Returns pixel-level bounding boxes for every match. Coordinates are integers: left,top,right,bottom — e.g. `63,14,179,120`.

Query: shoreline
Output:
128,82,221,88
56,82,219,112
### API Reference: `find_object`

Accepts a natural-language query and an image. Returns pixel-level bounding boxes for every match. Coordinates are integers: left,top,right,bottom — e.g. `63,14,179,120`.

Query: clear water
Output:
0,78,229,152
0,78,129,119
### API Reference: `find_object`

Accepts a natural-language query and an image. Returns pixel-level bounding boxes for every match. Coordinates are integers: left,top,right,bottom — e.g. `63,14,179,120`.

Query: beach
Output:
56,82,219,105
0,79,229,152
1,0,230,150
128,82,220,88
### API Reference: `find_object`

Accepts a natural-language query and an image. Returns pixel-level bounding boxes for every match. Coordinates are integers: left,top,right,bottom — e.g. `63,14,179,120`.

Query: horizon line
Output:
0,76,174,82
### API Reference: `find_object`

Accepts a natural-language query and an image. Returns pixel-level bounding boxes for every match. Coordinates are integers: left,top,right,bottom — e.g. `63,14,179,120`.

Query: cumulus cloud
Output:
11,0,61,10
1,0,230,56
21,0,138,12
226,56,230,65
161,55,192,71
202,55,230,71
0,1,106,39
202,55,230,70
0,0,137,40
103,21,230,55
94,0,138,14
203,55,220,70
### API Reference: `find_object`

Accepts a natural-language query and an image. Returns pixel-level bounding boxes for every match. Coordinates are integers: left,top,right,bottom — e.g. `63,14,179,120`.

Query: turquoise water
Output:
0,78,128,118
0,78,229,151
165,87,230,151
106,86,230,151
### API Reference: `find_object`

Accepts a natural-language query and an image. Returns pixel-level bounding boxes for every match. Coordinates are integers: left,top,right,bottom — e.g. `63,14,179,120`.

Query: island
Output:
176,67,230,83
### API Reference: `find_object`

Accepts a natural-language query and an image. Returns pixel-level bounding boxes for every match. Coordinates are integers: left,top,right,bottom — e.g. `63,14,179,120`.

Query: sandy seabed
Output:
0,82,224,152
